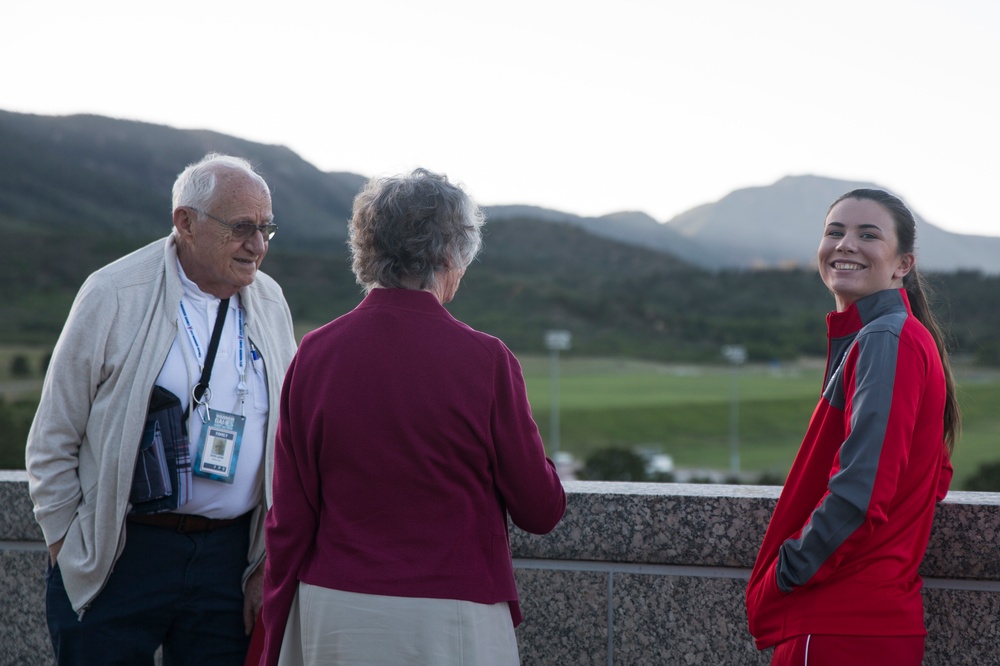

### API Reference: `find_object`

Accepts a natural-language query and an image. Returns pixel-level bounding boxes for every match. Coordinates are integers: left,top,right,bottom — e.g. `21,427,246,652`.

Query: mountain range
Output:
3,108,998,274
487,177,1000,274
3,109,1000,366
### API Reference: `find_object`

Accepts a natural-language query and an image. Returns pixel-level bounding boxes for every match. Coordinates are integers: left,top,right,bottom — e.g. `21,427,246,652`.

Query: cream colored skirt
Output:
277,583,520,665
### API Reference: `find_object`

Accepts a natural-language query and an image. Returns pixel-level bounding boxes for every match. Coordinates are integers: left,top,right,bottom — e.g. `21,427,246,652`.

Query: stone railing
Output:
3,473,999,665
512,482,1000,665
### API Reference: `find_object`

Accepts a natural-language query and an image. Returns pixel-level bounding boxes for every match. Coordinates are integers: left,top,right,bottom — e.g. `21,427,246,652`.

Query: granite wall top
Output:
0,471,41,542
4,472,998,580
510,481,1000,581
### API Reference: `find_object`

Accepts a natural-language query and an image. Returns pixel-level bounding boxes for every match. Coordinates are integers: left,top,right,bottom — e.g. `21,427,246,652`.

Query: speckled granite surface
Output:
923,587,1000,666
1,550,50,666
612,575,767,665
512,481,1000,578
922,493,1000,579
1,473,53,666
512,482,777,568
0,470,43,541
4,475,1000,665
516,568,608,666
514,572,1000,665
510,481,1000,665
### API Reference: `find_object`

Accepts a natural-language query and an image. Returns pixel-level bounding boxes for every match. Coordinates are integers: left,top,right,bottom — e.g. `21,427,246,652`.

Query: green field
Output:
519,355,1000,488
3,347,1000,488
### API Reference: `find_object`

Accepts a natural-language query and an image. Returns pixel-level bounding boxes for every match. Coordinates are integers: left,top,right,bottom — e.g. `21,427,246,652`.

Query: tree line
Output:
4,218,1000,365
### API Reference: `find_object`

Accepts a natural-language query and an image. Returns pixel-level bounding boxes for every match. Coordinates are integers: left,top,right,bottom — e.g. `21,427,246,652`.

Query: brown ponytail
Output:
902,268,961,452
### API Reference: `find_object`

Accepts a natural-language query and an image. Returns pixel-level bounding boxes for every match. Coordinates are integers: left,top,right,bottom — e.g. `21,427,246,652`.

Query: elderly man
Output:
26,153,297,664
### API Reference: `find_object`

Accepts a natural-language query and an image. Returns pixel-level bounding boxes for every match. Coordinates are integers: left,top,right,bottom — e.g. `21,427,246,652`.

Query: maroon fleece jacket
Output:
261,288,566,664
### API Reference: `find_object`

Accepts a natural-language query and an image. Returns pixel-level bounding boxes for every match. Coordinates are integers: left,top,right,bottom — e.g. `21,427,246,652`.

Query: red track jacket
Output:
746,288,952,649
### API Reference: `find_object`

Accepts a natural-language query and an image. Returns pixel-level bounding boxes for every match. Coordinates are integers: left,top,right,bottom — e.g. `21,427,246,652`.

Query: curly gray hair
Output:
349,168,485,293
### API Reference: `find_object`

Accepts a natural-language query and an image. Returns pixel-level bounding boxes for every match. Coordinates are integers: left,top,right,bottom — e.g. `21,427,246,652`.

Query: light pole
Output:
721,344,747,477
544,330,572,455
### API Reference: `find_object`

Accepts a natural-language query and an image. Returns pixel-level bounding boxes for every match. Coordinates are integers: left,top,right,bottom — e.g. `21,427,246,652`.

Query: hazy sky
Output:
3,0,998,237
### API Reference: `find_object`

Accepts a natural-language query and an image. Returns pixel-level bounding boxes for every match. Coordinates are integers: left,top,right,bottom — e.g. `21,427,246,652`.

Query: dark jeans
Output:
46,520,251,666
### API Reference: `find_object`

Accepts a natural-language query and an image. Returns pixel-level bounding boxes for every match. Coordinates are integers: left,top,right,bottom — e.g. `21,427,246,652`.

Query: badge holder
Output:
193,407,246,484
182,297,245,485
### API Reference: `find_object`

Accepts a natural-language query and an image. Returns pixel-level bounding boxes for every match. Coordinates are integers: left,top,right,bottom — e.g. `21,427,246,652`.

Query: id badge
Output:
193,410,245,484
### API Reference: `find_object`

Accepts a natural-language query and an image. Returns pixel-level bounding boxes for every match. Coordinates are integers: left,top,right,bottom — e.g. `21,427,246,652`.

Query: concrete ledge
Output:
4,474,1000,665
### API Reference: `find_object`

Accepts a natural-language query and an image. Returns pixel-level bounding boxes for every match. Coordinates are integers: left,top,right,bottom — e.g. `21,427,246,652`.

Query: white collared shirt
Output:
153,260,268,518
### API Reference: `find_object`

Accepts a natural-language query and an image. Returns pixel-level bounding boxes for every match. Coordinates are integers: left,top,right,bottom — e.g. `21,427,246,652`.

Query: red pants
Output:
771,634,925,666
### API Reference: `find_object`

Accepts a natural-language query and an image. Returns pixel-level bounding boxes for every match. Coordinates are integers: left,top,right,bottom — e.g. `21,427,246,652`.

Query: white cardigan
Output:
26,235,297,614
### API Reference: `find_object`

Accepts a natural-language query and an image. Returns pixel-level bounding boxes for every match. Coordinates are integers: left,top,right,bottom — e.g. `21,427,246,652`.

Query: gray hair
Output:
171,153,270,213
349,168,485,293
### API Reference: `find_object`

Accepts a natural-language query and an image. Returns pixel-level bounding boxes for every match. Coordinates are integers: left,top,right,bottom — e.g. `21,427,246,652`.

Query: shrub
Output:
963,460,1000,492
579,446,648,482
9,354,31,378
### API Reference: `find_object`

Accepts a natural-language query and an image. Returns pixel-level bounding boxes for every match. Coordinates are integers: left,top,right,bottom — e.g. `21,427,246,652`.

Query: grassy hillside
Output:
0,110,362,246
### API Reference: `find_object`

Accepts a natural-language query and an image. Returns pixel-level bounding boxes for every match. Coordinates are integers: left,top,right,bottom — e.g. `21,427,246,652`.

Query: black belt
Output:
127,510,252,534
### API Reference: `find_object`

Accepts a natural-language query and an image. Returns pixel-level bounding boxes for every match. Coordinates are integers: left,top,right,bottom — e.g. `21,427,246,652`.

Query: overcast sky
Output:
3,0,998,237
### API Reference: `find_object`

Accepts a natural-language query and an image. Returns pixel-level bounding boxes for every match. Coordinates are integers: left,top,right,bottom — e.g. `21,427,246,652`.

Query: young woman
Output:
746,189,959,665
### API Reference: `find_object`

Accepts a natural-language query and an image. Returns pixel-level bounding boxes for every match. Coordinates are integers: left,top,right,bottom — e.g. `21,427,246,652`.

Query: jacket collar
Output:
827,288,910,338
357,287,450,316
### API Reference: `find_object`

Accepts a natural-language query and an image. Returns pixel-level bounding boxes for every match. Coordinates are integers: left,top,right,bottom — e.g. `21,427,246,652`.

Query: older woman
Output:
746,189,958,665
260,168,566,665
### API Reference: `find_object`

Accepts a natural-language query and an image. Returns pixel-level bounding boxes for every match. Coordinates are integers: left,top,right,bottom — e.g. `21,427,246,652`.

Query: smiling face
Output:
173,170,273,299
818,197,915,312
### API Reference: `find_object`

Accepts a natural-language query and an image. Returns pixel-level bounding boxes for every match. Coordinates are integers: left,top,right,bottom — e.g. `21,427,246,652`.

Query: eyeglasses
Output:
189,207,278,241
